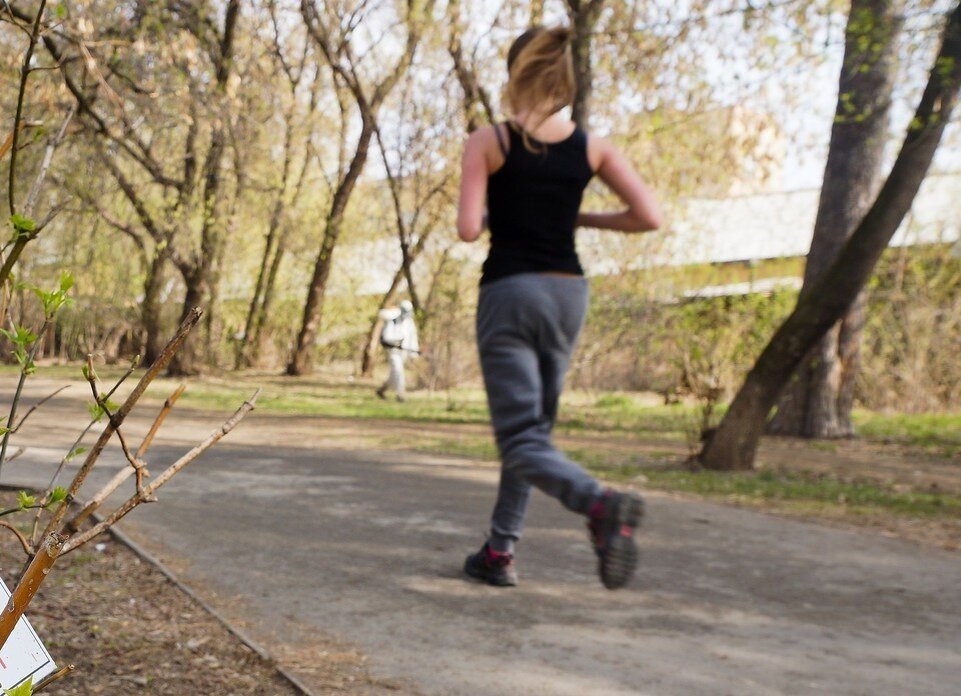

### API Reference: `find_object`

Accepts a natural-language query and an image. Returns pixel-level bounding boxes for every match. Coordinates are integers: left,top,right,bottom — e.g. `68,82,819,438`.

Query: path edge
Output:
99,517,318,696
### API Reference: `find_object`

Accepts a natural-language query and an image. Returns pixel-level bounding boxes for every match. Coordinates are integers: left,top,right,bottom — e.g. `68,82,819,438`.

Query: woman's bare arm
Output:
457,129,493,242
577,135,662,232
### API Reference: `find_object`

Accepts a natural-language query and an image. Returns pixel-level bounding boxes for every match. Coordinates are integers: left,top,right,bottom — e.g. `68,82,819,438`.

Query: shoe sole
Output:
600,495,644,590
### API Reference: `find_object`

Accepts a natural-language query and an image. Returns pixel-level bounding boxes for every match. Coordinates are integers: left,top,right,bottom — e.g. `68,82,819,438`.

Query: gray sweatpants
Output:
476,273,603,553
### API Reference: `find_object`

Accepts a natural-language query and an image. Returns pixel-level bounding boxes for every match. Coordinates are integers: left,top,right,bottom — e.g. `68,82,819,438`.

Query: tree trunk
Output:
287,224,339,376
769,0,901,438
250,224,292,367
167,274,208,376
700,2,961,470
566,0,604,128
287,121,375,376
141,247,168,366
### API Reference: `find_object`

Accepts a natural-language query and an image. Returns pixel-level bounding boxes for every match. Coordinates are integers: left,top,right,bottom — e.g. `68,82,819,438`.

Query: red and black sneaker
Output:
464,542,518,587
588,491,645,590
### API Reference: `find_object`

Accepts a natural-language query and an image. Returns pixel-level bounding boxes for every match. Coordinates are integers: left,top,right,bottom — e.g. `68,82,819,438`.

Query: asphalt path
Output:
2,391,960,695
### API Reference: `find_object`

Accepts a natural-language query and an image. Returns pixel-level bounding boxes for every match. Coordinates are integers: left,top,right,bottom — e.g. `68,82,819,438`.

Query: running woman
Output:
456,26,662,590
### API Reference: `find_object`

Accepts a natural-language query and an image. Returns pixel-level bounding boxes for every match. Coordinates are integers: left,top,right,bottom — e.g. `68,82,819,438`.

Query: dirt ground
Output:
0,491,375,695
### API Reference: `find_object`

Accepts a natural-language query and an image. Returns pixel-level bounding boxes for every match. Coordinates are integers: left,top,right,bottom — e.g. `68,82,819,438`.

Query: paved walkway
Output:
3,391,960,695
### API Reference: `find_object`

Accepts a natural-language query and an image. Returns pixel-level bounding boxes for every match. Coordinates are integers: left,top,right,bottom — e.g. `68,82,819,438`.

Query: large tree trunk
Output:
700,2,961,470
769,0,901,438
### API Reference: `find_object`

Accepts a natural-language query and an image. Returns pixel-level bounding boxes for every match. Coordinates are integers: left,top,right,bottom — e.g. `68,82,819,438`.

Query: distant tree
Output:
9,0,246,373
288,0,436,376
769,0,902,438
700,2,961,471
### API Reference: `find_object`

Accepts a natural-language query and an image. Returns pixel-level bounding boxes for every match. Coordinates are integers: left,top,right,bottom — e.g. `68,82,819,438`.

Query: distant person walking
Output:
376,300,419,402
456,26,662,589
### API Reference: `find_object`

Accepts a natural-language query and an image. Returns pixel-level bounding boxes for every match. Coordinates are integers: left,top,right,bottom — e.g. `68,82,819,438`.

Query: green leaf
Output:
0,325,38,348
87,402,106,422
59,270,74,293
65,446,87,462
17,491,36,509
48,487,68,505
55,2,67,19
4,676,33,696
9,214,36,238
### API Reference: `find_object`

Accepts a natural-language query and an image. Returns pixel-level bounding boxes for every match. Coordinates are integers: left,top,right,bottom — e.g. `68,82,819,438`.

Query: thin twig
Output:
84,357,150,498
137,384,186,458
34,664,76,692
63,389,260,554
30,418,97,547
23,102,76,217
102,354,142,402
0,521,32,555
41,308,203,541
0,318,53,479
7,0,47,215
11,384,70,434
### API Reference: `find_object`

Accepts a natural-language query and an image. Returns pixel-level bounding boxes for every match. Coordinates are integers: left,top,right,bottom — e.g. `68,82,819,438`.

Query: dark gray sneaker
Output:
464,543,517,587
588,491,644,590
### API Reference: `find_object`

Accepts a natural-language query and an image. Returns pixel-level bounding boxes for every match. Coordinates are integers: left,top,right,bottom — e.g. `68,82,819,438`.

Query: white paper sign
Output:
0,579,57,690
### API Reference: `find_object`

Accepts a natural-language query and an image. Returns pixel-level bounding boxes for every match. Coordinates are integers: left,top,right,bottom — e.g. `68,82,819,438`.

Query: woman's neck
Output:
512,109,574,140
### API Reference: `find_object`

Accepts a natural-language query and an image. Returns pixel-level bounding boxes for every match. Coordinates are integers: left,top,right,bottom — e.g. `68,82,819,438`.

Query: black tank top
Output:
481,122,594,285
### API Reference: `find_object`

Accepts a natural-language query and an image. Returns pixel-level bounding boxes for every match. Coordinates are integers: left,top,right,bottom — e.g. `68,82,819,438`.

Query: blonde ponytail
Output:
505,26,577,152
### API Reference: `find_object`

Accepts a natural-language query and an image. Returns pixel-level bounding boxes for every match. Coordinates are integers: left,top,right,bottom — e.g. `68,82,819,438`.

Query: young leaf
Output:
3,676,33,696
65,446,88,462
59,270,74,293
17,491,36,509
55,2,67,19
9,214,36,240
87,402,105,422
48,487,68,505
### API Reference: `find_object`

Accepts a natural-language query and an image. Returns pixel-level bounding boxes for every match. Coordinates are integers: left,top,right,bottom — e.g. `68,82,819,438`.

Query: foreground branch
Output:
63,389,260,553
69,384,186,530
0,532,62,650
41,308,203,539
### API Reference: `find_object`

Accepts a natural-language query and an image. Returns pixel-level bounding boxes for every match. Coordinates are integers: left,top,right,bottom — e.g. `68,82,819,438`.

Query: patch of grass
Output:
855,410,961,456
383,435,498,461
641,468,961,518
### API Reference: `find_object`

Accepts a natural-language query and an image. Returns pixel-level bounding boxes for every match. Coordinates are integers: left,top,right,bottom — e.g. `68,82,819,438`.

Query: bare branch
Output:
63,389,260,554
69,384,186,530
7,0,48,215
0,521,33,556
34,664,77,693
11,385,70,434
41,308,203,540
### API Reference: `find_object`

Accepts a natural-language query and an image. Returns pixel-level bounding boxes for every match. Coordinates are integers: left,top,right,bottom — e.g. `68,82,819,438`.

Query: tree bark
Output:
700,1,961,470
141,247,169,366
566,0,604,128
769,0,901,438
167,274,208,376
